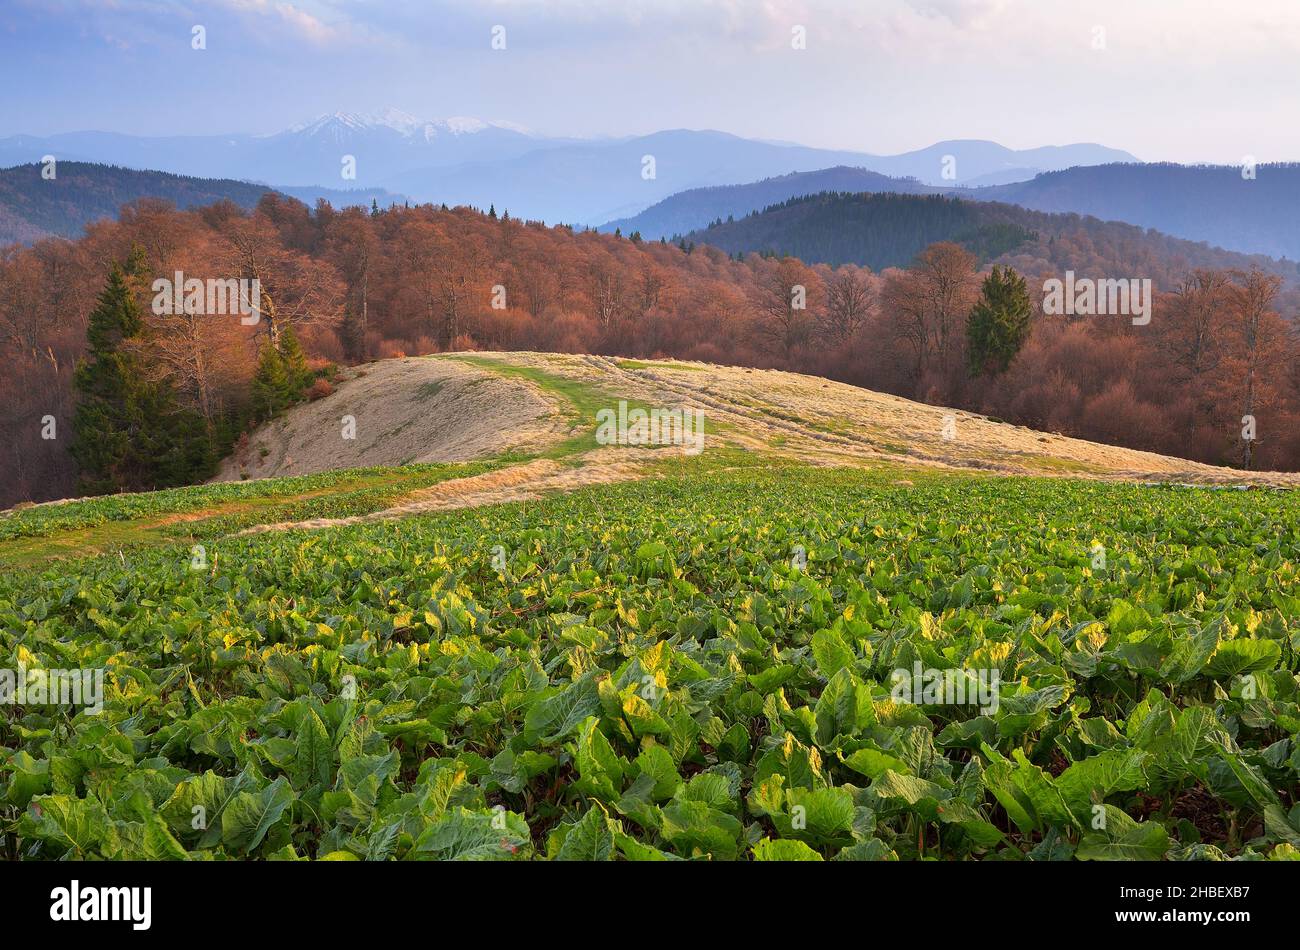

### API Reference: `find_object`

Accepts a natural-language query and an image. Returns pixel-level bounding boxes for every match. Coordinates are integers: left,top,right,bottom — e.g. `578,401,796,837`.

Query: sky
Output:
3,0,1299,163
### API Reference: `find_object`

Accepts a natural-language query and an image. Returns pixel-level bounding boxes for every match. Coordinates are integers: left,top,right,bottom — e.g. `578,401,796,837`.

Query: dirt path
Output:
234,452,648,535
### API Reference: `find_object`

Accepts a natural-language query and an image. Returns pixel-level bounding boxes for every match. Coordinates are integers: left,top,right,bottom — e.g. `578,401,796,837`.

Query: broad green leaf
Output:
753,837,823,861
221,778,294,854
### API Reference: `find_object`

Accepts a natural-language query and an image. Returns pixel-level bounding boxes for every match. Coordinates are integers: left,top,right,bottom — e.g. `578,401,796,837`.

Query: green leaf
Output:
660,799,743,860
221,778,294,854
1203,639,1283,678
814,667,873,749
811,628,855,680
3,751,50,807
556,805,616,861
753,837,823,861
572,716,626,803
415,807,529,860
523,673,601,744
21,795,109,856
292,709,334,790
840,747,911,781
1055,748,1150,816
1077,820,1169,861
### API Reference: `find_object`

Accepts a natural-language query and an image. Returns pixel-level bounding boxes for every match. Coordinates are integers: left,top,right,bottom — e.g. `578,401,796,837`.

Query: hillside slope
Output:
0,162,273,244
5,351,1294,567
212,357,568,481
0,162,405,245
218,351,1298,492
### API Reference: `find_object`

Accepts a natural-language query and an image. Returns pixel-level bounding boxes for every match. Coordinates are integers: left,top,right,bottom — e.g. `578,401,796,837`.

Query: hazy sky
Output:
4,0,1298,162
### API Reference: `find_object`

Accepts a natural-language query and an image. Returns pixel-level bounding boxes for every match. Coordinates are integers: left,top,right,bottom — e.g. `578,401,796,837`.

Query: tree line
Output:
0,193,1296,508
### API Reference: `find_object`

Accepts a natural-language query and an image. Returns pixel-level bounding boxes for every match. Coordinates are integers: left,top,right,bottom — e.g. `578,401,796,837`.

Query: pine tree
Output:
149,396,216,487
966,264,1033,376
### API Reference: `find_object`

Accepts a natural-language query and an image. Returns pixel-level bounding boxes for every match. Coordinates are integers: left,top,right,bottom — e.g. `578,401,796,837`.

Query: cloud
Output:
221,0,354,46
903,0,1010,28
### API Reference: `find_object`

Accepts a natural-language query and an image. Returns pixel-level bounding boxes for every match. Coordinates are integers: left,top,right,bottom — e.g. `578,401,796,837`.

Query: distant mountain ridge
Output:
384,133,1133,225
0,162,404,245
0,112,1136,224
601,166,940,239
973,162,1300,260
686,190,1298,289
0,111,565,190
610,160,1300,263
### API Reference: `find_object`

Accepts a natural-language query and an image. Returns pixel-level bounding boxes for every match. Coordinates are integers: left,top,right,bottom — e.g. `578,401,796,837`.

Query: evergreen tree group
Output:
251,325,313,421
71,252,213,494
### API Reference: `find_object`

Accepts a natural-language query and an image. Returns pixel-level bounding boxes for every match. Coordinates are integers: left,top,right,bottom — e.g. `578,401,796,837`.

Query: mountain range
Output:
0,110,1135,225
974,163,1300,260
602,166,940,239
614,162,1300,263
8,112,1296,265
686,191,1299,289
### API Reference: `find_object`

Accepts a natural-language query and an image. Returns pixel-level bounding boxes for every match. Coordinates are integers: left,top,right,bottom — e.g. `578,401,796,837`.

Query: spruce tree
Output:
71,263,143,493
251,342,291,421
71,257,213,493
277,325,312,396
966,265,1033,376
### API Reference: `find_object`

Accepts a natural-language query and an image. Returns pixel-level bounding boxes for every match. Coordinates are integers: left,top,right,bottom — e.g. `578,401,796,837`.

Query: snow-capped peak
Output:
442,116,489,135
278,110,529,141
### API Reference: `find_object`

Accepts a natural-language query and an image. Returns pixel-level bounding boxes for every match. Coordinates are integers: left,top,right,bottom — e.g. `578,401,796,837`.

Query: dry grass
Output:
227,350,1299,535
479,352,1300,486
236,453,647,534
213,356,568,482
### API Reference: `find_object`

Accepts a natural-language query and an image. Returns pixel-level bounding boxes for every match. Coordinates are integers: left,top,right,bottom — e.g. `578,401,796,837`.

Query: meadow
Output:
2,463,1298,860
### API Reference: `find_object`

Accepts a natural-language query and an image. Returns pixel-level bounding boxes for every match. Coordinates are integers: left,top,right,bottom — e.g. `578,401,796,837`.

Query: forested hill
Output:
978,162,1300,261
687,191,1299,287
0,162,273,244
601,166,935,240
609,161,1300,264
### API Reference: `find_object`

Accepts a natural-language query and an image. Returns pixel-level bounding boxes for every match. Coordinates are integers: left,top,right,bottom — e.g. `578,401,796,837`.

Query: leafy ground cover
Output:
0,462,500,568
2,464,1298,860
